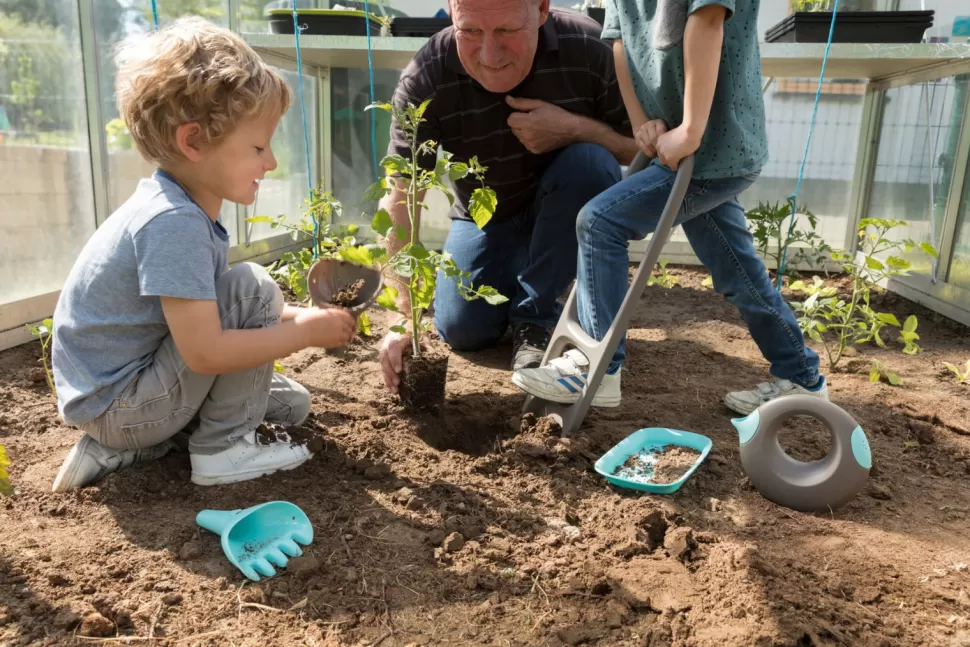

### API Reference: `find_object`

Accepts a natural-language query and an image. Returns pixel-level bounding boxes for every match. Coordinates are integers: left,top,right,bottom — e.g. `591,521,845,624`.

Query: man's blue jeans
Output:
577,163,821,386
433,143,621,350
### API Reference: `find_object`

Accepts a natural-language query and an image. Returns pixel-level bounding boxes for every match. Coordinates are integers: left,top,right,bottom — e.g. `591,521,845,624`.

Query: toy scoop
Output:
307,258,383,315
196,501,314,582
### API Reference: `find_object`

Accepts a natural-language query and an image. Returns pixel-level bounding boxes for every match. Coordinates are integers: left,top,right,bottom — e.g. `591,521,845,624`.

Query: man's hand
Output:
655,125,702,171
634,119,668,159
379,330,428,394
506,96,579,154
293,307,357,349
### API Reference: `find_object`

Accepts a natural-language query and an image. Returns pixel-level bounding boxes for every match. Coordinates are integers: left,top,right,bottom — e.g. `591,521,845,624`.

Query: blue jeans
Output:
433,143,621,350
576,163,821,386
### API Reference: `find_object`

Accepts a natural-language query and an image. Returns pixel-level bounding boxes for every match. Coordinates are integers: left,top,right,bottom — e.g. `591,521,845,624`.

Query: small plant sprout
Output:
789,218,936,370
869,361,903,387
943,359,970,384
746,200,832,284
0,444,12,496
647,259,679,288
360,99,507,357
25,318,55,396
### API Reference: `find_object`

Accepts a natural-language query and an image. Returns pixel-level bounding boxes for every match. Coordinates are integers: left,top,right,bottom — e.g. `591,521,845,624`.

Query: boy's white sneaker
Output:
511,349,621,408
723,376,829,416
52,434,177,493
190,430,312,486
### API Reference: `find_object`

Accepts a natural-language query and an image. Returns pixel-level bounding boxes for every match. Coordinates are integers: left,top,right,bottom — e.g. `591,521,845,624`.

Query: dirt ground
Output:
1,266,969,647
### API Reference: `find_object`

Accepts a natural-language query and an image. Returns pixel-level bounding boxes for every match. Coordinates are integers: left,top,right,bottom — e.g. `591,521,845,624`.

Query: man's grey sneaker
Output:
511,323,551,371
512,349,621,408
723,376,829,416
52,433,178,493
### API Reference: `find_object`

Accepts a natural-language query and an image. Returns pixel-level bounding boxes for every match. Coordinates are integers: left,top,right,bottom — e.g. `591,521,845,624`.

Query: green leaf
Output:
886,255,911,271
943,361,959,376
920,242,938,258
366,102,393,113
869,367,881,383
274,360,285,373
469,188,497,229
42,318,54,331
877,313,901,327
358,312,372,336
448,162,469,182
390,325,407,334
702,276,714,289
865,256,885,271
887,372,903,386
371,208,393,236
246,215,278,224
903,315,918,333
338,245,376,267
405,244,430,260
363,179,389,202
394,225,409,242
476,285,508,305
416,98,432,118
380,155,410,175
377,285,399,311
0,444,11,496
807,328,823,343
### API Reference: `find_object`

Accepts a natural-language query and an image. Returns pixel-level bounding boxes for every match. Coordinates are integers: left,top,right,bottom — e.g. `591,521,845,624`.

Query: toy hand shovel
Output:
196,501,314,582
307,258,383,315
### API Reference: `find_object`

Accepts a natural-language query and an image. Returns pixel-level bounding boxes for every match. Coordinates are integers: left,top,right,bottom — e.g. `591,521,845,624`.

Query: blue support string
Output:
291,8,318,258
364,0,379,180
150,0,159,29
777,0,840,290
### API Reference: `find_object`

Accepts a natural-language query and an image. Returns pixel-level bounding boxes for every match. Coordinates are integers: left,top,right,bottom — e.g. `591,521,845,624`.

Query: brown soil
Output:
651,447,702,484
2,266,970,646
614,446,702,485
398,351,448,411
330,279,366,308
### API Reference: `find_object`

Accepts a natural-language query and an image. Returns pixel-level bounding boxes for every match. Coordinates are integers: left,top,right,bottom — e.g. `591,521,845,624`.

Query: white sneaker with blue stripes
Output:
511,349,621,408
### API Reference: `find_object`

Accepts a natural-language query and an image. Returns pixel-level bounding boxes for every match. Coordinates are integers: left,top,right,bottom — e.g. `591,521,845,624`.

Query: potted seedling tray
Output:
389,17,452,38
765,10,933,44
267,9,384,37
594,427,712,494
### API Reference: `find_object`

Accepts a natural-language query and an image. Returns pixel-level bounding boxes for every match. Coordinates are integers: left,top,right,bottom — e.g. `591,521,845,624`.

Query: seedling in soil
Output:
0,444,12,495
943,359,970,384
647,259,679,288
746,200,831,285
356,98,508,409
24,318,55,397
789,218,936,370
869,361,903,387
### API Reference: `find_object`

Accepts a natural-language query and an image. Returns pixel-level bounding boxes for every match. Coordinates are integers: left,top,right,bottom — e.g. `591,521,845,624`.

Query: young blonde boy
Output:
51,17,356,492
513,0,829,414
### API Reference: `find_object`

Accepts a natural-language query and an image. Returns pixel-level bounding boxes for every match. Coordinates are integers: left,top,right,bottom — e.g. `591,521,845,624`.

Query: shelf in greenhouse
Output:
246,34,970,83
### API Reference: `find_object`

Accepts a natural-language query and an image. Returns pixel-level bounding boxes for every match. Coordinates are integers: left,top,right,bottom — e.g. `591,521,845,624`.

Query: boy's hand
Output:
294,307,356,349
634,119,668,159
655,125,702,171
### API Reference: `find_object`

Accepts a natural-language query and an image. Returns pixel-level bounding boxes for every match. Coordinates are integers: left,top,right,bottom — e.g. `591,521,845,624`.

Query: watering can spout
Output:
732,409,760,445
195,509,239,536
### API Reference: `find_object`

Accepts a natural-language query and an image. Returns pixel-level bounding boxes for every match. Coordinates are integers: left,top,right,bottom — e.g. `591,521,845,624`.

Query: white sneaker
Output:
511,349,621,408
52,434,177,493
190,429,312,486
724,376,829,416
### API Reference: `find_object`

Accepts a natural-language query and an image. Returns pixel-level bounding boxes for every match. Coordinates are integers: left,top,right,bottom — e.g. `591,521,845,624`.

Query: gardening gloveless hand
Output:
505,96,580,154
294,307,356,349
379,330,428,394
655,124,701,172
634,119,668,159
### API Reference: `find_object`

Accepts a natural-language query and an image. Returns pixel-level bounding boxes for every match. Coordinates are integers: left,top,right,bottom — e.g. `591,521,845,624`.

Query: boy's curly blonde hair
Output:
115,16,291,164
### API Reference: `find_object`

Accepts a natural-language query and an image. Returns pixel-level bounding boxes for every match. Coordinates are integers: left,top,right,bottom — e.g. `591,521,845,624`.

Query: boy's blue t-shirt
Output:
602,0,768,179
52,170,230,426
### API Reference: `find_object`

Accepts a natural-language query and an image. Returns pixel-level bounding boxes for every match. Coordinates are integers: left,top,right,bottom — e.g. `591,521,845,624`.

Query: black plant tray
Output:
765,10,933,44
389,17,452,38
267,9,382,37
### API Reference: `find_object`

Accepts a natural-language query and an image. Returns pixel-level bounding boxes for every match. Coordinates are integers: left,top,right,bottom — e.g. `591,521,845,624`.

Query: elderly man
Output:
378,0,637,393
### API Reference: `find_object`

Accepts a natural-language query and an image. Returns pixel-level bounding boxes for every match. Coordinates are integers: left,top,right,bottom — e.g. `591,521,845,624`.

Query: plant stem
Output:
407,137,421,358
41,339,55,397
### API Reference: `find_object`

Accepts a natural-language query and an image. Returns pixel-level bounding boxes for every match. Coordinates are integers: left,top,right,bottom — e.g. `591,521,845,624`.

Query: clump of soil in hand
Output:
399,351,449,410
330,279,366,307
613,445,701,484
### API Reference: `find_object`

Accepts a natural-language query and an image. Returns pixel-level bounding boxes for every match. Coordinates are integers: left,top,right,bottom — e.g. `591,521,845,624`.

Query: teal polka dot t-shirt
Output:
602,0,769,179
